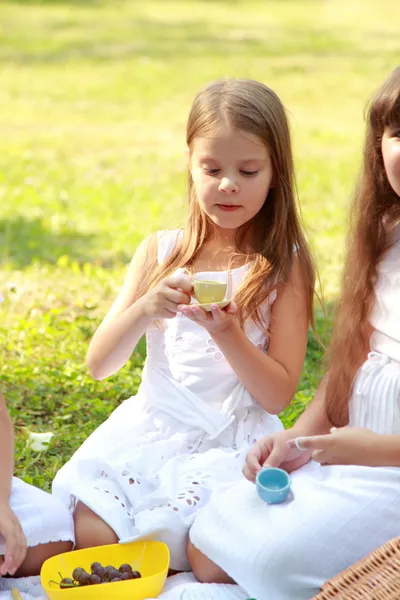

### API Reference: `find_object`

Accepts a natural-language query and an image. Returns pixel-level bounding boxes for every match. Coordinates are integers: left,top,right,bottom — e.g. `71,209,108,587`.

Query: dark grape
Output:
93,565,106,580
108,568,121,580
132,570,142,579
89,574,102,585
90,562,102,572
77,572,91,586
111,577,122,582
119,563,133,574
72,567,85,581
120,572,132,580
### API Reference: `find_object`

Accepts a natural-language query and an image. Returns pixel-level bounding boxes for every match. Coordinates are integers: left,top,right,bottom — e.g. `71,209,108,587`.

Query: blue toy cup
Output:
256,467,291,504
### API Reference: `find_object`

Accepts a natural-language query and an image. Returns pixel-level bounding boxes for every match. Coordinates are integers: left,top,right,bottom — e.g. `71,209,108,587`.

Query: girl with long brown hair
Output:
52,78,314,571
188,67,400,600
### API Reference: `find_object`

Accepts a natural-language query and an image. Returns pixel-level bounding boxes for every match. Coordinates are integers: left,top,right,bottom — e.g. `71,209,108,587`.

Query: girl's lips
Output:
217,204,241,212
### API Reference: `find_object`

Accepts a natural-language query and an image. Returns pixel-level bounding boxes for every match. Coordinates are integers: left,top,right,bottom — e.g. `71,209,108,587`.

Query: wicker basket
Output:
312,537,400,599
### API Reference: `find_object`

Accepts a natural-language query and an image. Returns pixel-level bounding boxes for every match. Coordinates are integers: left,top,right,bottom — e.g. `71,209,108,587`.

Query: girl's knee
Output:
73,501,118,549
187,540,234,584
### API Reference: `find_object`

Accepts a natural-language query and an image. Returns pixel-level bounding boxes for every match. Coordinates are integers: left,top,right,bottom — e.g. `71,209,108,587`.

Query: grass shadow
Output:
0,216,98,268
0,13,389,65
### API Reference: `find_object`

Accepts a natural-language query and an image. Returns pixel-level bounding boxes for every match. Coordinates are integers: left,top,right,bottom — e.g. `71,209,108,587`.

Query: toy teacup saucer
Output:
190,299,230,312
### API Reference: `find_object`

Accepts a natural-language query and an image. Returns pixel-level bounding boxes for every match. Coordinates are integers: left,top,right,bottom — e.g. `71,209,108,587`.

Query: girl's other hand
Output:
0,504,27,576
287,427,381,466
243,429,312,482
143,273,193,320
178,301,238,334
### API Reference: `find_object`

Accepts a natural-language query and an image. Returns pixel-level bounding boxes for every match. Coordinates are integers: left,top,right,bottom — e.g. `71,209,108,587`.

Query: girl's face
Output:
189,128,274,231
382,124,400,198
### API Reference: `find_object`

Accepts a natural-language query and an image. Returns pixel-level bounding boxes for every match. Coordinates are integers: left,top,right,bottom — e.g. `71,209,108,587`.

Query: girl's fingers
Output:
287,434,331,451
165,288,192,305
192,306,209,320
167,273,193,294
245,446,263,474
16,532,27,573
242,463,257,483
311,449,326,463
180,305,209,322
0,559,7,576
163,299,181,314
3,539,17,575
225,301,237,314
1,520,27,576
210,304,224,320
9,532,26,575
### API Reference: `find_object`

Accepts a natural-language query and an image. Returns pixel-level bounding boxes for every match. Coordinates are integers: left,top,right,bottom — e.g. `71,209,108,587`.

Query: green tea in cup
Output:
193,280,227,304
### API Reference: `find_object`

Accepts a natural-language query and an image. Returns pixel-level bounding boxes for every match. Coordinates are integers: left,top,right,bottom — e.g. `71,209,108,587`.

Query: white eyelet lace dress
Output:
52,229,282,570
189,225,400,599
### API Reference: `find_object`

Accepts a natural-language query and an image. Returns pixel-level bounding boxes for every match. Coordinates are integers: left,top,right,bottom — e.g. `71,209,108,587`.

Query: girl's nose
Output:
218,177,239,194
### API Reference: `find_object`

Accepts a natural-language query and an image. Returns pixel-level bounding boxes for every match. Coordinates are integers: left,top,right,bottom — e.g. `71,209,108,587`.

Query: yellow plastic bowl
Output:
41,540,170,600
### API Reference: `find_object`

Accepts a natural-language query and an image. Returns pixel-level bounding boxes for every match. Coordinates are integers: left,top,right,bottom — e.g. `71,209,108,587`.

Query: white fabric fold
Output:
142,368,253,440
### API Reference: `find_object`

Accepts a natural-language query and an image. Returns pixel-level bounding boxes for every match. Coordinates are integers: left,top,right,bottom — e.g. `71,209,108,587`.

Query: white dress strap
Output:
157,229,183,264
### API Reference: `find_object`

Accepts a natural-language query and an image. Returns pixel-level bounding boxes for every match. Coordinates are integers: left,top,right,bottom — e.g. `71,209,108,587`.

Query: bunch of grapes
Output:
52,562,142,588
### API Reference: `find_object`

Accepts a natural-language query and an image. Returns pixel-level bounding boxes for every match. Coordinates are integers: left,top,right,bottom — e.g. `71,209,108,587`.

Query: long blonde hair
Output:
140,78,315,330
326,67,400,426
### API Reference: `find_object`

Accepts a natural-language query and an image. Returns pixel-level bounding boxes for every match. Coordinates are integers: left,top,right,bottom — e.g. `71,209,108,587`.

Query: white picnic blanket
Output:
0,573,250,600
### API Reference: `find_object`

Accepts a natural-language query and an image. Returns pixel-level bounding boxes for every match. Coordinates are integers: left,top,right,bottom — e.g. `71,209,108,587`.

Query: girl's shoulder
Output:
132,229,182,267
157,229,183,264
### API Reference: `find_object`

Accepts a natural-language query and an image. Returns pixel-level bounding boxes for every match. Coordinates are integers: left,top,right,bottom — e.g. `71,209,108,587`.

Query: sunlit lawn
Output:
1,0,399,488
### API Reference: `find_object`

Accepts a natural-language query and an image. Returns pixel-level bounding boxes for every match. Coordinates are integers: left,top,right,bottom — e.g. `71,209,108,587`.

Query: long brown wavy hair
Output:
139,78,315,330
326,67,400,426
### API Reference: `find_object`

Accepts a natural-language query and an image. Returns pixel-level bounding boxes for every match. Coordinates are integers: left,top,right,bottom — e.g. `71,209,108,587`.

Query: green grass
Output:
1,0,399,490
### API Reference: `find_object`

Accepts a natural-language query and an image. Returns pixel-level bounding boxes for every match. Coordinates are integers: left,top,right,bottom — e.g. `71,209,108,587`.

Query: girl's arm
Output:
290,375,333,435
211,255,309,414
86,234,192,380
0,390,27,576
0,390,14,505
289,427,400,467
86,235,157,379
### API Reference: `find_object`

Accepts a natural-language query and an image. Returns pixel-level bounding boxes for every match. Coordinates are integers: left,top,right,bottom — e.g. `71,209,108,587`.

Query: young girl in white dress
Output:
52,78,315,571
188,67,400,599
0,389,74,577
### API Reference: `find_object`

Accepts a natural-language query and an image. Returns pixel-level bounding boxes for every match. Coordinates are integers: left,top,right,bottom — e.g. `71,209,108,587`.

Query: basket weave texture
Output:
312,537,400,599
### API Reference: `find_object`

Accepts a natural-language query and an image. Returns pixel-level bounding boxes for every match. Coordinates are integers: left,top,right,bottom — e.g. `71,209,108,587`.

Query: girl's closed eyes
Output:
203,168,259,176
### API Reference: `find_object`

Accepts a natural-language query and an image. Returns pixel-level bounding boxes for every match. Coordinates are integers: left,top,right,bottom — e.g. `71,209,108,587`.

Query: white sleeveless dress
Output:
189,226,400,599
52,230,283,570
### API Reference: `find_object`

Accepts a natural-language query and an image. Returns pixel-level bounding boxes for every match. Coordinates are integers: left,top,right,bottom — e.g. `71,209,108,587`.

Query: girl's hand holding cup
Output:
243,429,313,483
179,300,238,334
179,272,237,334
143,273,193,320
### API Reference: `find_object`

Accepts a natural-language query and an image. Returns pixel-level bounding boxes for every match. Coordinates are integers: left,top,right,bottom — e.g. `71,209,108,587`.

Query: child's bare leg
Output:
74,501,118,549
187,540,234,584
13,541,73,577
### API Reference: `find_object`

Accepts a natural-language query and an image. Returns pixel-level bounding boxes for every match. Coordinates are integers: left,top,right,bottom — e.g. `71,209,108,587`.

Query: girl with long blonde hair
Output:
53,78,315,571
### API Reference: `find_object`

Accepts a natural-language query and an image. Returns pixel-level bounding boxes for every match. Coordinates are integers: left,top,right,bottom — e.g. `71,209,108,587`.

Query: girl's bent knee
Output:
187,540,234,584
73,501,118,549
